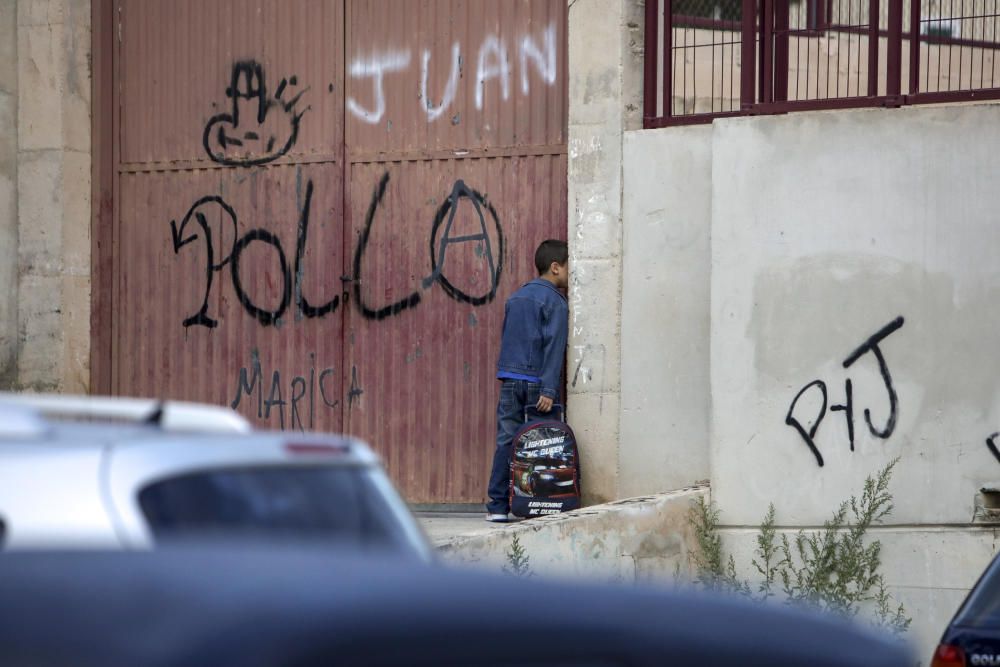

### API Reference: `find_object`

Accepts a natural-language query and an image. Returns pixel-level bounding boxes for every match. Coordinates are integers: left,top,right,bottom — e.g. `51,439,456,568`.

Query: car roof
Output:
0,396,379,466
0,547,914,667
0,392,253,434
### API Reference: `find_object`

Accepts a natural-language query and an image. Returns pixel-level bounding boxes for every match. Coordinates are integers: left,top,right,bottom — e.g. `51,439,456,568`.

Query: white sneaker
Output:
485,513,509,523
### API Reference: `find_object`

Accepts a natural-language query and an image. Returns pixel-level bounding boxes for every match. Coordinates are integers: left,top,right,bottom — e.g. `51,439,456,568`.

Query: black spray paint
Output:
173,180,341,327
987,433,1000,464
785,316,905,467
347,366,365,408
169,197,239,328
353,173,505,321
294,180,340,318
231,350,337,432
203,61,309,167
352,173,423,320
174,174,504,327
427,179,504,305
785,380,828,466
231,229,292,326
842,316,904,439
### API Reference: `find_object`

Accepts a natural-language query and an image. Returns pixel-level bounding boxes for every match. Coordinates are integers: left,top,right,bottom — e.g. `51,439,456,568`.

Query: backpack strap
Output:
524,403,564,424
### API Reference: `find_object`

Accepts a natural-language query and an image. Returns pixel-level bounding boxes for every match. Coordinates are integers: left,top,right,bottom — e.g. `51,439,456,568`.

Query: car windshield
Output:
138,465,420,557
954,557,1000,628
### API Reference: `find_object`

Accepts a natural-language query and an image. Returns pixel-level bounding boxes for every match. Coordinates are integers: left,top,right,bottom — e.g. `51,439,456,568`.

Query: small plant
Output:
687,459,911,635
688,495,750,596
752,504,782,602
503,534,533,578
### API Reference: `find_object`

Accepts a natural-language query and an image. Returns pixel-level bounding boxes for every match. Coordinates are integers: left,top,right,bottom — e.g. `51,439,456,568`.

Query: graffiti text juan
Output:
348,23,557,124
785,316,905,467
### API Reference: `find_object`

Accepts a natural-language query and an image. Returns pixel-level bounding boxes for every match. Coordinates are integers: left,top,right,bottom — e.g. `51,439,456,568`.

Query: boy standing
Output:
486,240,569,522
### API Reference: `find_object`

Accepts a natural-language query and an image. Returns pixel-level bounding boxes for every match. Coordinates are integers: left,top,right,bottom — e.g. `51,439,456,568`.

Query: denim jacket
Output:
496,278,568,399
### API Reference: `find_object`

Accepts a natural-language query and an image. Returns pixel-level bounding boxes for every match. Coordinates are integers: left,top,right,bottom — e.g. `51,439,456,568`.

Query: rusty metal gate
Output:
92,0,568,504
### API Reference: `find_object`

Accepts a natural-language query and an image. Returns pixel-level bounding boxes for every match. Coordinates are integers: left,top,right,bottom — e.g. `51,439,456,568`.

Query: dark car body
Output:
0,547,913,667
933,553,1000,666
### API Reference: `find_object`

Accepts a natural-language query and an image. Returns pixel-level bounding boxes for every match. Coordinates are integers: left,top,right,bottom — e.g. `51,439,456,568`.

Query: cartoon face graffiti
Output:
203,61,309,166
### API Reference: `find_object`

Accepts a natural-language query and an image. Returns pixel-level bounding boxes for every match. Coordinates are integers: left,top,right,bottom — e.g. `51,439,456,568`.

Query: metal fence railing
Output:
643,0,1000,127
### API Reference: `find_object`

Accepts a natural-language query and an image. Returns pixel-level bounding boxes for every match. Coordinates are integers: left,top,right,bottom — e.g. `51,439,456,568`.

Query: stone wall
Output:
0,0,91,393
0,0,19,387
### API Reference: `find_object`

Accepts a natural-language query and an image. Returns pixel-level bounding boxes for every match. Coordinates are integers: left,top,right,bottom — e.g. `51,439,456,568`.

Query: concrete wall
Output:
619,126,713,496
707,104,1000,659
711,105,1000,528
567,0,628,504
439,486,707,583
617,103,1000,660
0,0,91,392
566,0,644,504
0,0,18,388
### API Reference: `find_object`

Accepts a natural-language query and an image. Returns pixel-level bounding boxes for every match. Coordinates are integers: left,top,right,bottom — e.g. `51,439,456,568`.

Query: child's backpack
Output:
508,407,581,518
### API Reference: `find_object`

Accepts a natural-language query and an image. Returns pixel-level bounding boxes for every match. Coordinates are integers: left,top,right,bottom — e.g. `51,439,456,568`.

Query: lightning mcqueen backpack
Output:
508,407,581,518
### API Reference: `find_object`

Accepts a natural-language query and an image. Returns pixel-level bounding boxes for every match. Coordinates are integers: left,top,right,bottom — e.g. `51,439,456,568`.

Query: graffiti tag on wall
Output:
353,173,504,321
169,180,338,327
785,316,905,467
203,61,309,166
347,23,557,124
169,173,504,328
175,64,507,328
230,349,338,432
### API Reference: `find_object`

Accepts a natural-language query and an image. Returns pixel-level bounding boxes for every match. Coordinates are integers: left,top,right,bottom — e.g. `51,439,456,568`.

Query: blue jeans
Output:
487,380,543,514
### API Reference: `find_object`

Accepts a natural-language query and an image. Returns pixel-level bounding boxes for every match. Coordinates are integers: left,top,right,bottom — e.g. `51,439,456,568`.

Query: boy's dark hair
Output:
534,239,568,275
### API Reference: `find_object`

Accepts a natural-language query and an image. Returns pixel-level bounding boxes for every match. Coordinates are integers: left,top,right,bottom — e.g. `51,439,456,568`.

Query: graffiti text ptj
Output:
786,316,905,467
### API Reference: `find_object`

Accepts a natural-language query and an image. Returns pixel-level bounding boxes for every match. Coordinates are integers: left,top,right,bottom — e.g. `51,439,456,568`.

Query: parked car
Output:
933,552,1000,666
0,393,432,561
0,547,914,667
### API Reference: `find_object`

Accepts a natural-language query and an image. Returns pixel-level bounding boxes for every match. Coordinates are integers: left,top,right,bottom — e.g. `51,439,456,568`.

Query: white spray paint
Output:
421,43,461,122
520,24,557,95
345,23,557,123
475,35,511,111
347,50,412,124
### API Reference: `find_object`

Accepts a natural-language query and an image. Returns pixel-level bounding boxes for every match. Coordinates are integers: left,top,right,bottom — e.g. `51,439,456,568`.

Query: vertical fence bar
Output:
980,0,987,90
773,0,789,101
807,0,817,30
760,0,774,102
867,0,880,95
663,0,673,116
741,0,757,109
643,0,659,125
886,0,903,97
981,0,988,90
908,0,920,93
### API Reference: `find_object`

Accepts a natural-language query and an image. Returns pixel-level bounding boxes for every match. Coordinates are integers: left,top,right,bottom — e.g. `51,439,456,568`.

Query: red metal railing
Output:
644,0,1000,127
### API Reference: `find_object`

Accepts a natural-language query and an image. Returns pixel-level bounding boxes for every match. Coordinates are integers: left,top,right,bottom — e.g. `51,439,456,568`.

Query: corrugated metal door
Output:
106,0,566,504
343,0,567,503
113,0,347,434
